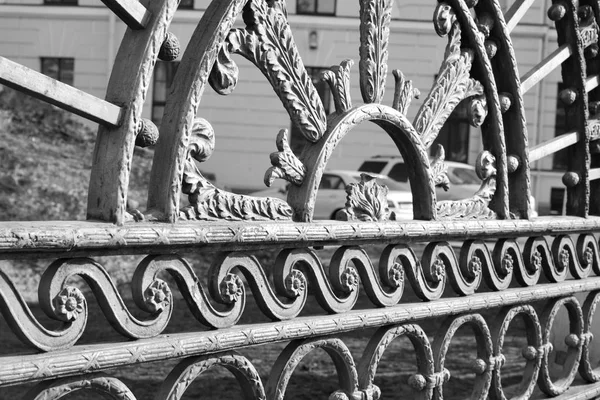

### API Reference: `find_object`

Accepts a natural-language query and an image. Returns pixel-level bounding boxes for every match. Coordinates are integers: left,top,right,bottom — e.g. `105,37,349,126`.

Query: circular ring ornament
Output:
489,305,542,400
358,324,434,400
433,313,493,400
579,291,600,382
538,296,584,396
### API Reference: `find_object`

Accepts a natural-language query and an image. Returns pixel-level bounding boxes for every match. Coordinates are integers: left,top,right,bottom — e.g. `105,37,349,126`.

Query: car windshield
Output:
348,173,410,191
448,167,481,184
358,161,386,174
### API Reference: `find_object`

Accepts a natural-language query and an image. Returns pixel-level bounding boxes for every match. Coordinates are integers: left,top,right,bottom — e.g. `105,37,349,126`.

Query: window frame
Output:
43,0,78,5
296,0,336,16
40,57,75,86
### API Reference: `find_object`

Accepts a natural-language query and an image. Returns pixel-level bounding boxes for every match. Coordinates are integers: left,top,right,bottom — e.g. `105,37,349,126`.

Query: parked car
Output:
250,170,413,220
358,155,482,201
358,155,539,216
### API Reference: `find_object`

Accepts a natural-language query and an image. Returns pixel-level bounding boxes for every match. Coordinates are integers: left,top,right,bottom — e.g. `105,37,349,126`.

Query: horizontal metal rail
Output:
0,217,599,256
2,277,599,386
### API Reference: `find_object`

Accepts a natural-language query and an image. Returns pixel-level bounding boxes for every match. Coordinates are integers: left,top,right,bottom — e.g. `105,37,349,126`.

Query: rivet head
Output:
136,119,159,148
499,93,513,113
471,358,487,375
565,334,580,348
485,39,498,58
507,155,520,173
563,171,580,187
548,3,567,21
408,374,427,391
522,346,537,360
158,31,180,61
559,88,577,105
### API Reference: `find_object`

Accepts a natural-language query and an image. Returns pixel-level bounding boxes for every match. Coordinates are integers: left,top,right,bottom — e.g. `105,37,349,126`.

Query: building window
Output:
553,82,569,170
290,66,332,154
178,0,194,9
297,0,336,15
152,61,179,127
44,0,77,5
41,58,74,86
431,101,470,164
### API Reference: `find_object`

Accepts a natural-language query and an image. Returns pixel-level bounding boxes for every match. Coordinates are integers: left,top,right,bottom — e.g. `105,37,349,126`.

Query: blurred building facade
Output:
0,0,566,213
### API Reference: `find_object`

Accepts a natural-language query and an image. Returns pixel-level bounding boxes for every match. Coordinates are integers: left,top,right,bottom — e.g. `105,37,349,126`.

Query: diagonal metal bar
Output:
0,56,123,127
101,0,151,30
505,0,537,32
521,44,572,94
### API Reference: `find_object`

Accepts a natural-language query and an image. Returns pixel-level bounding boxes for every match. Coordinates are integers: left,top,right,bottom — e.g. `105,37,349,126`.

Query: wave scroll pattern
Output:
0,234,598,352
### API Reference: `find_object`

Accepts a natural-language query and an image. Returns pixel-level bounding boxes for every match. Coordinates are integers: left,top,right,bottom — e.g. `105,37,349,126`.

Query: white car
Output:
358,155,481,201
251,170,413,220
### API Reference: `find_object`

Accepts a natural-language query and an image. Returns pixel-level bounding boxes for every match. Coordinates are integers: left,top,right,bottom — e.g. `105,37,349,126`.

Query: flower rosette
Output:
53,286,86,322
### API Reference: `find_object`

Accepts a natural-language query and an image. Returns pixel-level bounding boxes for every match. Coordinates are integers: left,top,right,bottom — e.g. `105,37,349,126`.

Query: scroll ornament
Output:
216,0,327,143
436,151,498,219
180,118,293,221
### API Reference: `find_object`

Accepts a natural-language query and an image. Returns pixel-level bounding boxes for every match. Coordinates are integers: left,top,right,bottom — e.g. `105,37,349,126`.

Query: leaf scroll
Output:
413,23,483,148
224,0,327,142
338,174,390,222
359,0,393,104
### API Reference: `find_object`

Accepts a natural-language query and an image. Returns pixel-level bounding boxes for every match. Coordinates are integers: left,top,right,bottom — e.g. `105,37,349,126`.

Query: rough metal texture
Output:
2,0,600,399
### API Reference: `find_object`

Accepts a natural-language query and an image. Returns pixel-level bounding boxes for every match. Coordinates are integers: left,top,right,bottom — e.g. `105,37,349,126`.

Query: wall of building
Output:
0,0,566,211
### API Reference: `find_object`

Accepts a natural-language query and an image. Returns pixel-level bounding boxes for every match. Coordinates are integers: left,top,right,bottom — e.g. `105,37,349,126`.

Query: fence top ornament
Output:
0,0,598,229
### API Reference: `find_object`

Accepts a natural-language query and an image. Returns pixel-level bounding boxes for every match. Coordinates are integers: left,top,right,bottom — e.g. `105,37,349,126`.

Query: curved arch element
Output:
39,258,172,341
147,0,248,222
473,0,532,218
24,375,136,400
489,305,542,400
87,0,180,224
580,291,600,382
157,352,265,400
538,296,584,396
288,104,435,222
0,268,86,352
432,313,494,400
442,0,510,219
266,337,359,400
357,324,434,400
132,255,245,329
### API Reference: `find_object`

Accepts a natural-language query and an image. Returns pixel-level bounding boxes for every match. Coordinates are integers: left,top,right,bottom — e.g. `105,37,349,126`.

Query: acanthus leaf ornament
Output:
430,144,450,191
359,0,392,104
264,129,306,187
392,69,420,115
223,0,327,142
414,23,484,148
209,44,239,95
338,174,390,222
322,59,354,114
181,118,293,221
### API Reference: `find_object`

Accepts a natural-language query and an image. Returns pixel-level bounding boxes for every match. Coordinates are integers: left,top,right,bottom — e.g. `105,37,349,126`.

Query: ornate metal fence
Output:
1,0,600,398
